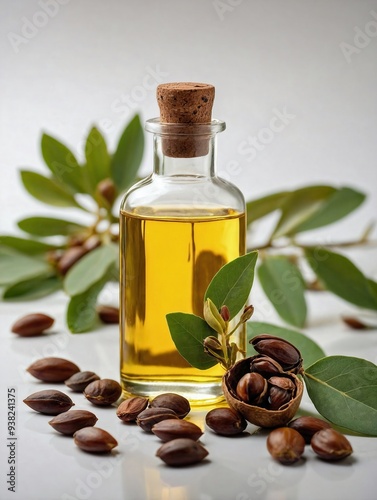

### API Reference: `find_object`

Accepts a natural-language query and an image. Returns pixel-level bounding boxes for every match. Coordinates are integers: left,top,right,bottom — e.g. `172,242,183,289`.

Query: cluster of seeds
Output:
23,355,121,453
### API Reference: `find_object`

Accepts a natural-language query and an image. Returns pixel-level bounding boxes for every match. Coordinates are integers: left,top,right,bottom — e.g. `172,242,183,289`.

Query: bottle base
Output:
120,376,225,406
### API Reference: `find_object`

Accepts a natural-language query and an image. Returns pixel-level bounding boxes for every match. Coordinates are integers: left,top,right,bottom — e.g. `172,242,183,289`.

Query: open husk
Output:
222,356,303,428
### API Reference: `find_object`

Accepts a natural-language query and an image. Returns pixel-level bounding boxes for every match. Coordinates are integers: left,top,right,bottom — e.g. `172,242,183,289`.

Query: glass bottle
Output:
119,83,246,404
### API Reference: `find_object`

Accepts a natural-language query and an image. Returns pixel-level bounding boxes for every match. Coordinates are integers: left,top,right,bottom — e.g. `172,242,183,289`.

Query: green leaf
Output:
3,275,61,300
0,235,60,254
0,247,51,286
20,170,82,209
64,244,117,296
247,321,325,369
205,252,258,320
246,191,289,225
304,247,377,310
292,187,366,233
257,255,307,328
304,356,377,436
18,217,85,237
166,313,218,370
41,133,86,193
85,126,111,190
272,185,336,238
111,114,144,192
67,277,107,333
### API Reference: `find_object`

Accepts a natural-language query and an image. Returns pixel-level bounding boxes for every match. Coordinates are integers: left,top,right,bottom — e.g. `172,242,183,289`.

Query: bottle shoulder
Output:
119,174,245,214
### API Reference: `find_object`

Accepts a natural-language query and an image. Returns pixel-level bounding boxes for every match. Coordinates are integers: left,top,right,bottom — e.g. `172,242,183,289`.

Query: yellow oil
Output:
120,206,246,404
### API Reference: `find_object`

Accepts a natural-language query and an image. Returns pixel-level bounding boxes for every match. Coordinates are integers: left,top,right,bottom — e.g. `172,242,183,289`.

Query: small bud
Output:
240,305,254,323
203,337,226,364
203,336,222,352
220,305,230,322
203,298,226,334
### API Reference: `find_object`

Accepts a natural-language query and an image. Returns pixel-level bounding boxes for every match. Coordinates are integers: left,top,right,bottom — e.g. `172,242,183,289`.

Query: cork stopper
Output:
156,82,215,158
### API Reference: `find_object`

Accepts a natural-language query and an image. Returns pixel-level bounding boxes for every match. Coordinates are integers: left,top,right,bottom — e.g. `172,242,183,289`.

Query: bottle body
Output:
119,120,246,404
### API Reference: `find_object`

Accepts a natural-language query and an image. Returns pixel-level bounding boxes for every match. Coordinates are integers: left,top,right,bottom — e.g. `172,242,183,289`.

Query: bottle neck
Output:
153,134,216,178
145,118,225,179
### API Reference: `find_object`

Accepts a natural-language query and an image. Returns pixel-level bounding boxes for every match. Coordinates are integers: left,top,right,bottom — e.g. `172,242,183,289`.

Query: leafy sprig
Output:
0,117,376,333
247,185,377,327
0,115,144,331
166,253,377,436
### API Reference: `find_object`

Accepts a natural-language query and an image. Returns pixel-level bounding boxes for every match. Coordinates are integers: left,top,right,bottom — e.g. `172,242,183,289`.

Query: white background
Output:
1,0,377,237
0,2,377,500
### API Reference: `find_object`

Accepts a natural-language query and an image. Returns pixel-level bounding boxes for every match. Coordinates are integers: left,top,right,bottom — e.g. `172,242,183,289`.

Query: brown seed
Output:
152,419,203,442
27,357,80,383
342,316,369,330
116,397,149,422
64,371,100,392
250,335,302,373
156,438,208,466
236,372,267,404
267,387,292,410
267,376,296,410
49,410,98,435
97,305,119,324
288,416,332,444
267,427,305,465
97,178,117,206
149,393,190,418
311,428,353,461
57,246,88,275
250,355,284,376
73,427,118,453
205,407,247,436
23,390,74,415
11,313,54,337
136,407,179,432
268,376,296,392
84,379,122,406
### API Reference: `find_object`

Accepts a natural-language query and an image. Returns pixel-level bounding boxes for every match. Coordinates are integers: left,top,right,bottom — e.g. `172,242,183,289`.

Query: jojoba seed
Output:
49,410,98,435
57,246,88,275
136,408,178,432
73,427,118,453
84,379,122,406
250,335,302,372
149,393,190,418
156,438,208,466
267,427,305,465
97,305,119,324
64,371,100,392
205,407,247,436
236,372,267,404
116,397,149,422
288,416,332,444
27,357,80,383
311,428,353,461
11,313,54,337
152,419,203,442
23,390,74,415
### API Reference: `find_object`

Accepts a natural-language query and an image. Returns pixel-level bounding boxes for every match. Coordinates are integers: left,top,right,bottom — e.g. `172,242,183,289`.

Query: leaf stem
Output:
248,237,377,253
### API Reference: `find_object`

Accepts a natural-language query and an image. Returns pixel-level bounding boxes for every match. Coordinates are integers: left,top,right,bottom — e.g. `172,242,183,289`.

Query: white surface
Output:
1,1,377,499
0,280,377,500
